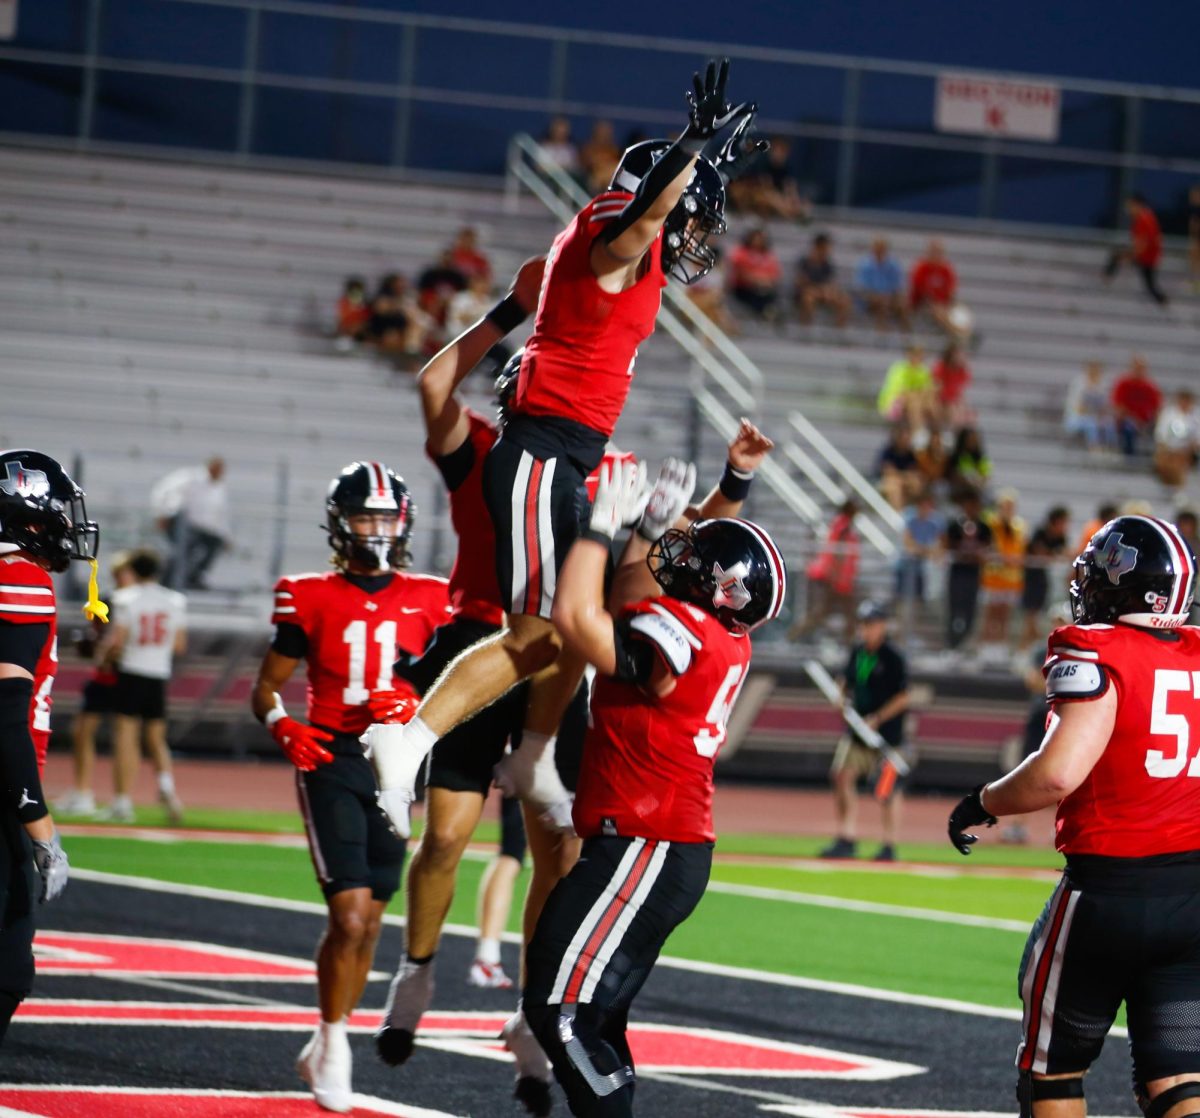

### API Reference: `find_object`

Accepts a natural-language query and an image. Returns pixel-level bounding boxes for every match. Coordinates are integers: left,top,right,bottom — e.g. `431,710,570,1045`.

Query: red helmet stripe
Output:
1148,516,1196,617
735,518,787,622
367,461,387,500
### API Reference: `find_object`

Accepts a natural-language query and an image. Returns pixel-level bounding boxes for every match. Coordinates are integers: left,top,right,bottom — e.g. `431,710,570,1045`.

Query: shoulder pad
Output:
628,602,700,676
1044,657,1108,702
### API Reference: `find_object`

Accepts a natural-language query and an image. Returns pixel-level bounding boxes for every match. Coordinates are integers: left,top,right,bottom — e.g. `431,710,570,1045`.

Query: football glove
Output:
684,58,750,144
270,717,335,771
588,458,648,543
638,457,697,541
493,744,577,837
948,785,997,856
367,686,421,725
710,105,769,184
32,830,69,904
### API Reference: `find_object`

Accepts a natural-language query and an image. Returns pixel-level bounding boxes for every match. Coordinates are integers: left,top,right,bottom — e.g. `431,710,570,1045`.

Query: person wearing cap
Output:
819,600,913,862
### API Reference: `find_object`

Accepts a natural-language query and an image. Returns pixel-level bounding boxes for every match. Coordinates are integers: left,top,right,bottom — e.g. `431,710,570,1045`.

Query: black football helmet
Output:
325,461,415,571
494,347,522,426
1070,515,1196,629
609,141,727,285
648,517,787,634
0,449,98,573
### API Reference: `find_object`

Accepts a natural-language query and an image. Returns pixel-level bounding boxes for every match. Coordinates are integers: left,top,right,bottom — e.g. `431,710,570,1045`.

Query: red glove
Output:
270,717,334,771
367,684,421,725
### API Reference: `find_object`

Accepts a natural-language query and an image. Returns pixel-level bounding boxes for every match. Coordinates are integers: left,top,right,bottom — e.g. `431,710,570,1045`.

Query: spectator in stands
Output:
979,490,1026,664
1103,193,1168,306
685,246,739,336
877,344,934,430
1062,361,1116,453
335,277,371,347
1111,354,1163,457
788,498,860,643
931,342,973,429
945,491,993,651
795,233,850,327
446,227,491,285
728,227,782,321
915,428,950,497
1189,184,1200,294
578,119,622,194
728,136,811,223
150,456,231,591
535,116,580,178
1020,505,1070,645
1153,389,1200,494
855,238,909,332
910,239,969,341
894,489,945,610
1074,501,1118,559
368,273,426,359
946,426,992,503
417,250,468,332
1179,509,1200,559
874,425,924,511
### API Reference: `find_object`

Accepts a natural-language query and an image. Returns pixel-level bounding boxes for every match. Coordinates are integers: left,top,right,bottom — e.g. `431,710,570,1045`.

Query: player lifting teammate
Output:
250,463,450,1113
0,449,104,1045
365,58,759,839
949,515,1200,1118
522,459,787,1117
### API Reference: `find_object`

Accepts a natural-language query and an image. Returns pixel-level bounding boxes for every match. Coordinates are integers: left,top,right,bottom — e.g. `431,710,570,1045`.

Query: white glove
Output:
32,831,69,904
375,787,415,840
588,458,648,542
638,458,697,541
493,744,577,837
361,722,427,839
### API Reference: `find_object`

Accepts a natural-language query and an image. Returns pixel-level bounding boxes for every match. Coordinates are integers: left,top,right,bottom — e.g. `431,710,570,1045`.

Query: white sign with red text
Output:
935,73,1060,141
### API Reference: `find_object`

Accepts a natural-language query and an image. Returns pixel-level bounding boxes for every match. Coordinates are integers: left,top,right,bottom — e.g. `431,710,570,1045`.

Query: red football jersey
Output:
515,190,667,439
1048,621,1200,856
431,409,504,627
0,555,58,773
584,448,639,503
272,571,451,735
573,595,752,843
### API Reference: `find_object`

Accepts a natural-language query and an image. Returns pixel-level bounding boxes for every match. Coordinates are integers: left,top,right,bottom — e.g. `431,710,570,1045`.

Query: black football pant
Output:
0,810,37,1047
946,565,979,649
523,836,712,1117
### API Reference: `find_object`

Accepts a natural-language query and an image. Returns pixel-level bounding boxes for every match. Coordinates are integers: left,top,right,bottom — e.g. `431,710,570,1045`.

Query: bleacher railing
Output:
505,132,902,558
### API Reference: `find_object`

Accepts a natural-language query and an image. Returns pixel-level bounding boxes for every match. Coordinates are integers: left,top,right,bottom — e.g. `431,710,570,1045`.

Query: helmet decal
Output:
712,560,751,612
1098,533,1138,584
0,462,50,500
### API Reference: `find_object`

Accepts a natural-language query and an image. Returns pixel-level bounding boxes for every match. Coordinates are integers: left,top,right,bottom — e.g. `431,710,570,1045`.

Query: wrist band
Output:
485,293,527,335
580,528,615,548
718,462,754,502
264,700,287,728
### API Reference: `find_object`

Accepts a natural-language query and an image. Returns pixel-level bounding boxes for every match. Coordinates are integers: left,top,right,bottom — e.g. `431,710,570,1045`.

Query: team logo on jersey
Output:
712,560,751,611
1145,590,1169,613
1098,533,1138,584
0,462,49,500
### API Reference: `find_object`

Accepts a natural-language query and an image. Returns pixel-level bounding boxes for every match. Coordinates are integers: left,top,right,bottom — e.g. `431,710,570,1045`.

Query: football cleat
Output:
467,960,514,990
513,1074,553,1118
375,957,434,1067
159,788,184,826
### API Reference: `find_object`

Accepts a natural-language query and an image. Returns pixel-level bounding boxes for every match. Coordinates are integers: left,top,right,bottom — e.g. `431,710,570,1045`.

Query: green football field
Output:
59,804,1066,1017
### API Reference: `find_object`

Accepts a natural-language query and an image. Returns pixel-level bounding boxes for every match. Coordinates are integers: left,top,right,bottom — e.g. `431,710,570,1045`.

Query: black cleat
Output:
513,1075,552,1117
375,1024,415,1067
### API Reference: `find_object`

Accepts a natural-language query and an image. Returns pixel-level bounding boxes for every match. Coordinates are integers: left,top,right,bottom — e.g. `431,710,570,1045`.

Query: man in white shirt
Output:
150,457,231,590
1154,389,1200,493
96,550,187,823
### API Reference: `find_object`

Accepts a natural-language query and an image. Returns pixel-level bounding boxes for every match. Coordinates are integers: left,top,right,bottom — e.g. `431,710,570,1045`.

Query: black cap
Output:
857,599,890,623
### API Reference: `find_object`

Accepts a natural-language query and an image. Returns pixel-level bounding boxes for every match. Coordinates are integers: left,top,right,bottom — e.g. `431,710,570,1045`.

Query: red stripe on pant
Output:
520,458,545,615
1019,883,1073,1071
562,841,658,1006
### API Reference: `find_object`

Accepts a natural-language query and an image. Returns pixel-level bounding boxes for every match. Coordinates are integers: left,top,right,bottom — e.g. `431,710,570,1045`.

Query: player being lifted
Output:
523,459,787,1117
365,58,761,838
251,463,449,1113
948,515,1200,1118
0,450,104,1045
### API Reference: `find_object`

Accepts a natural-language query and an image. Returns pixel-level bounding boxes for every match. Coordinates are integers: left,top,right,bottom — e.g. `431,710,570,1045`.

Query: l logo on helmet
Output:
0,462,49,500
712,560,751,611
1098,532,1138,584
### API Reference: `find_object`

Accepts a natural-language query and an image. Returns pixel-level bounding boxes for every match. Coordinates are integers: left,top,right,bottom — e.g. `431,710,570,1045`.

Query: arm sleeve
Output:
596,142,698,248
432,437,477,493
271,622,308,659
0,676,47,824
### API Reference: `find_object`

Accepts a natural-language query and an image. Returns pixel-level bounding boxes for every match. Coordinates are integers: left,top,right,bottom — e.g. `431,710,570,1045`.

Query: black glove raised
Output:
684,58,749,145
710,105,769,183
947,785,997,856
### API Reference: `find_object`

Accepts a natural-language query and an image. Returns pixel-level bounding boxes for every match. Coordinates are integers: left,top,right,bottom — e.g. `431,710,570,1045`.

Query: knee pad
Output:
557,1005,635,1101
1017,1070,1084,1118
1145,1081,1200,1118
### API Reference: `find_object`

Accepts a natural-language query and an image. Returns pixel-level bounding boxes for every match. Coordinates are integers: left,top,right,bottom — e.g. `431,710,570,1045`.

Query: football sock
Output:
319,1016,346,1041
477,937,501,966
157,772,176,797
407,952,435,967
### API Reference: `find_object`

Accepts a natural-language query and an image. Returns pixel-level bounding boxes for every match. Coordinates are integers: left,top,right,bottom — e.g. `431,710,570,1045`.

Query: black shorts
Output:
0,813,36,996
1018,859,1200,1084
499,795,527,866
81,677,118,715
483,432,589,619
296,743,406,902
114,671,167,720
524,835,712,1012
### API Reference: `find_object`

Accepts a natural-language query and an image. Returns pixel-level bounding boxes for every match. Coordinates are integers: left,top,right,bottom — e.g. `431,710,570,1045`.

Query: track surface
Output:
1,876,1138,1117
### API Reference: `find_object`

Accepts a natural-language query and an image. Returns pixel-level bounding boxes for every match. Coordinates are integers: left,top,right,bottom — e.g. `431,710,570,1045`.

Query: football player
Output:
366,58,758,842
0,449,102,1044
948,515,1200,1118
521,461,787,1117
251,463,449,1113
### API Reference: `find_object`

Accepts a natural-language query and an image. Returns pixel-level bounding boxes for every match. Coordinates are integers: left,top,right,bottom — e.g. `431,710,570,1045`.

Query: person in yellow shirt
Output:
979,489,1026,664
877,344,934,431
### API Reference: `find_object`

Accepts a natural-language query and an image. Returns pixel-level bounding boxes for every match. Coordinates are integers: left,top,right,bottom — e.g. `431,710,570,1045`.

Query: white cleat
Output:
53,790,96,816
311,1026,353,1113
468,959,514,989
501,1005,552,1082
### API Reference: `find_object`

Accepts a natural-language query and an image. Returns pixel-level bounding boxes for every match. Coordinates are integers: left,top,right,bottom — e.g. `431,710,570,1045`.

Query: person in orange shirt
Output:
1103,194,1168,306
979,490,1026,664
